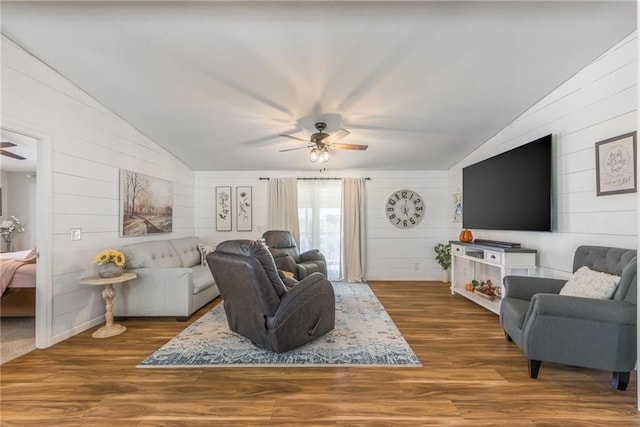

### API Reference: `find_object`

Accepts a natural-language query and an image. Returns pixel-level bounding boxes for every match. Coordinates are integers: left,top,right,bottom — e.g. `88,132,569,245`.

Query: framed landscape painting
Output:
236,186,252,231
120,169,173,236
216,186,232,231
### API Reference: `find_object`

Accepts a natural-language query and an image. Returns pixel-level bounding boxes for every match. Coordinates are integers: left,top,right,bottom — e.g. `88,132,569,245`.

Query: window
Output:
297,180,341,280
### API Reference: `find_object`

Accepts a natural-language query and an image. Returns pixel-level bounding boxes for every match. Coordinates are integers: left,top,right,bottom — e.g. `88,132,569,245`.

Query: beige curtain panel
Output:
342,178,366,282
268,177,300,246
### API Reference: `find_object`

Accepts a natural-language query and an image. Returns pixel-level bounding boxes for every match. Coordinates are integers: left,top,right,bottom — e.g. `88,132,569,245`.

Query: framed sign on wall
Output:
595,131,637,196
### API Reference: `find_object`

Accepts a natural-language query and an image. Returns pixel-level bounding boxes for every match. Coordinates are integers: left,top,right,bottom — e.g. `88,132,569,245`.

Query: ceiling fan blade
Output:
279,145,313,153
280,135,309,143
1,142,17,148
331,143,368,151
0,149,26,160
321,128,350,144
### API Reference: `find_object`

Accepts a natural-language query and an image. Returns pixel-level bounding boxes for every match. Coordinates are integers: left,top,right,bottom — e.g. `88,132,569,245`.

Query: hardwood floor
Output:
1,281,638,425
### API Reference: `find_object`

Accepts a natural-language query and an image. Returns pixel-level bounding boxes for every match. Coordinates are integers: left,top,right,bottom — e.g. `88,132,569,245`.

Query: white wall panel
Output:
52,152,117,182
53,213,117,235
52,173,117,198
559,111,636,155
2,36,195,345
448,32,637,278
195,169,450,280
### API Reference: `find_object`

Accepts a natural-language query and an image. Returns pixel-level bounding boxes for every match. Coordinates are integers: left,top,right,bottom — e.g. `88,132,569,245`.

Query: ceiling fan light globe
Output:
321,150,330,163
309,149,319,162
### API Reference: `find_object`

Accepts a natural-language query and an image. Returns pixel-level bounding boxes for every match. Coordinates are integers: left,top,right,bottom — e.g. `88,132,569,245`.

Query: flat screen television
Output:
462,134,552,232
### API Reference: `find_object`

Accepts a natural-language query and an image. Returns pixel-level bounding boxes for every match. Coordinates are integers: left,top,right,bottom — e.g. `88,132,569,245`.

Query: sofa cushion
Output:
169,236,201,268
198,243,217,267
192,265,216,294
120,240,182,268
560,266,621,299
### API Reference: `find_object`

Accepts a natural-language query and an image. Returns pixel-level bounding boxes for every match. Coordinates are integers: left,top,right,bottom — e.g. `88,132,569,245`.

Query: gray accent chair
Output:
207,239,335,353
262,230,328,280
500,245,637,390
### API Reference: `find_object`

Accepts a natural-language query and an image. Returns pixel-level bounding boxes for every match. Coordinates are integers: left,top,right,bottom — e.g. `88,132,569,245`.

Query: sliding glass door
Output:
297,180,341,280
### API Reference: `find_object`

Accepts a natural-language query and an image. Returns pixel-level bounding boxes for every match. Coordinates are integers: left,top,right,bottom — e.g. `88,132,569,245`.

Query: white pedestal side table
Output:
79,272,137,338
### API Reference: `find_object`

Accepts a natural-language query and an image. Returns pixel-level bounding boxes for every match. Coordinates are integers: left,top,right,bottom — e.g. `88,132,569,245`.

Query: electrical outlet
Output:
414,262,419,270
70,228,82,241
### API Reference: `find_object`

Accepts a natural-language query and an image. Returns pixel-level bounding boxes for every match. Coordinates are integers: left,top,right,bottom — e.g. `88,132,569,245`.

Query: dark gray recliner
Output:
207,239,335,353
500,245,637,390
262,230,327,280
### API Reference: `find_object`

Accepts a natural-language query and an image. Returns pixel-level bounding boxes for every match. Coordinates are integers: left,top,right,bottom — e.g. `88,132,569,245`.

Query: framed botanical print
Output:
453,188,462,223
216,186,232,231
595,132,637,196
236,186,252,231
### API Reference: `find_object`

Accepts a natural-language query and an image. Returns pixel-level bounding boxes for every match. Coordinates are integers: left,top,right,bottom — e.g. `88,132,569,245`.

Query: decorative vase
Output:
441,269,449,283
459,229,473,243
97,262,123,278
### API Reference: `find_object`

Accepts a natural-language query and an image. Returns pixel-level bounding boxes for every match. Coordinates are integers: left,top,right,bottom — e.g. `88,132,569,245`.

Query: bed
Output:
1,249,37,317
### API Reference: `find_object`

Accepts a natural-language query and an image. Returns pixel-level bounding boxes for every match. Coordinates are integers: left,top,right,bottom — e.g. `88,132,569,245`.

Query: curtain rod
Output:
258,177,370,181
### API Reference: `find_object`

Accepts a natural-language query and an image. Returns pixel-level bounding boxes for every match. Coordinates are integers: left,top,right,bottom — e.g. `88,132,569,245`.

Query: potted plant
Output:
434,243,451,283
0,215,25,252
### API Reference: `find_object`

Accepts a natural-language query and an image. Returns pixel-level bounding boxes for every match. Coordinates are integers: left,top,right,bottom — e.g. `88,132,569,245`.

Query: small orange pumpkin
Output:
459,229,473,243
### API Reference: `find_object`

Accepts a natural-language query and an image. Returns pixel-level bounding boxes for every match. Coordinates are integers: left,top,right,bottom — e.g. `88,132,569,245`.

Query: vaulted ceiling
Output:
1,1,636,171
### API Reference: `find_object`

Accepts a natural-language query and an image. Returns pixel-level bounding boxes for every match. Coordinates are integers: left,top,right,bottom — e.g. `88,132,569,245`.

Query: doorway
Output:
0,126,52,361
0,129,37,362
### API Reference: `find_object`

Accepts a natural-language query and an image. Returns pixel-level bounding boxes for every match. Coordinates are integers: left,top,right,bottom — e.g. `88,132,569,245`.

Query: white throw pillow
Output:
559,266,621,299
19,247,37,262
198,243,216,267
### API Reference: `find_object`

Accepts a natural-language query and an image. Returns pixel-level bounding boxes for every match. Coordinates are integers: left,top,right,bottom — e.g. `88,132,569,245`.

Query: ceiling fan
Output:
279,122,368,163
1,142,26,160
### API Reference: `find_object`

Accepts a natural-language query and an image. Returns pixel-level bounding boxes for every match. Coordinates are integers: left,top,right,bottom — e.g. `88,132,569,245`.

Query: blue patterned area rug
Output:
138,282,421,368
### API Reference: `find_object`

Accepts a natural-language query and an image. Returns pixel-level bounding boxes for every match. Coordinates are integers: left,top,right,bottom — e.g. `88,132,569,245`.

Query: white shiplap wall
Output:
1,36,195,344
448,32,638,279
195,169,449,281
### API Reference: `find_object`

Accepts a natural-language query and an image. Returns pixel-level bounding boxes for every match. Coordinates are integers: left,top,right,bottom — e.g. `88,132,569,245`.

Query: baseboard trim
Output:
51,316,104,346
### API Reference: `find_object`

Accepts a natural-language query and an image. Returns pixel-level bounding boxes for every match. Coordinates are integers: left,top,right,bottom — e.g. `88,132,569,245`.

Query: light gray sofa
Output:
113,236,220,320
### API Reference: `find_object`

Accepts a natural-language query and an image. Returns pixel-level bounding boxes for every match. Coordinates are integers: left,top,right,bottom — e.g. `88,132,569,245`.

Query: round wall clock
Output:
385,189,425,229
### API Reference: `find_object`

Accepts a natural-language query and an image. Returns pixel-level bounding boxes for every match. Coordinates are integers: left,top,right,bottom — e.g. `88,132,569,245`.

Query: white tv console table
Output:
450,241,537,314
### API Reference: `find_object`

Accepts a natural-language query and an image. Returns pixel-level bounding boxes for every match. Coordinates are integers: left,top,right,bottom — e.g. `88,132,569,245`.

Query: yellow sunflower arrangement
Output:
93,249,126,267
